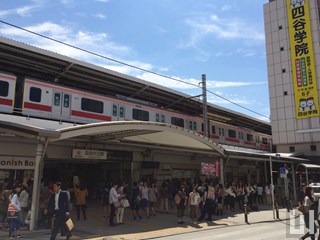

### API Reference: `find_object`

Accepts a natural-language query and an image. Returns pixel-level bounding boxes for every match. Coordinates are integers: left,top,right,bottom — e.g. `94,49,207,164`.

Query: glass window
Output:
54,93,61,106
132,109,149,121
193,122,197,131
228,129,236,138
262,137,268,144
246,134,253,142
30,87,42,103
120,107,124,118
112,105,117,116
218,128,225,136
81,97,103,113
211,126,216,134
156,113,160,122
161,115,165,123
0,80,9,97
64,94,70,108
289,146,295,152
171,117,184,127
189,121,193,130
240,132,244,140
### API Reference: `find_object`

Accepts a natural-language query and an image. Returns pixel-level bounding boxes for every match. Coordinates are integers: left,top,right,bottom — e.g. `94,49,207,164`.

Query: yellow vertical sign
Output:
286,0,319,118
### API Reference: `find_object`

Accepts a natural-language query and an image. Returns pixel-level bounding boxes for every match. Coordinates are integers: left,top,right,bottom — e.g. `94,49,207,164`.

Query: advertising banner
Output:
286,0,319,118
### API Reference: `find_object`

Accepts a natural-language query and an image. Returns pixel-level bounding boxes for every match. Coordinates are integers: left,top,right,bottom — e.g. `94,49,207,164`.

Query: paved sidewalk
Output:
0,203,299,240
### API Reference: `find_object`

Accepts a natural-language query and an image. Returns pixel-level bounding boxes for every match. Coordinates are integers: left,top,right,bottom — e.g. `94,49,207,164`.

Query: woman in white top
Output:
19,183,29,225
108,183,120,226
189,186,200,224
8,184,22,238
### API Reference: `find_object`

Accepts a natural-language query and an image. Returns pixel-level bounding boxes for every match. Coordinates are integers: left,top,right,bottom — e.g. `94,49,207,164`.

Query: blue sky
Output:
0,0,270,121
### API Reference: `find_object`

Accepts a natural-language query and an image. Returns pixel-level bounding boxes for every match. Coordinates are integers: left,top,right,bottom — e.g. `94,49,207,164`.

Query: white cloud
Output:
93,13,107,20
0,21,131,62
221,5,232,11
183,14,265,48
0,1,43,18
207,81,264,88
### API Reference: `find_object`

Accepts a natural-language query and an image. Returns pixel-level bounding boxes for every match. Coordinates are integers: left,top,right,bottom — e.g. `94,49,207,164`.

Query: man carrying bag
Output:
45,182,72,240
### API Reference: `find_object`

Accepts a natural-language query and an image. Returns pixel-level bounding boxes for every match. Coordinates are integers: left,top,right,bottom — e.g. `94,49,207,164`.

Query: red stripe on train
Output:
0,98,13,106
0,74,16,81
24,102,52,112
244,141,256,146
225,137,240,143
71,110,111,121
210,134,220,139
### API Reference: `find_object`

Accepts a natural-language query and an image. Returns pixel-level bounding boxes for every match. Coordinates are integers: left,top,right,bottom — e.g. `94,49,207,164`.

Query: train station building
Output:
0,37,310,229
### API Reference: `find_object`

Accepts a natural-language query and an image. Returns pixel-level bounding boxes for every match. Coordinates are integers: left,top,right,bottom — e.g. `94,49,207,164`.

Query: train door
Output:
52,91,71,121
112,104,125,121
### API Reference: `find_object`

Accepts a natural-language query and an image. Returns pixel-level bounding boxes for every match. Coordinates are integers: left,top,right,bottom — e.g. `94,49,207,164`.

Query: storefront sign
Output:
0,156,35,170
200,161,219,177
72,149,107,160
286,0,319,118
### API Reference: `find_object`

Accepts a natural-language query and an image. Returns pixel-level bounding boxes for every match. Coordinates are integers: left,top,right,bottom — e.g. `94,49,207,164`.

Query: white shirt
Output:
109,187,120,204
189,192,200,205
9,193,21,211
55,190,61,210
257,186,263,195
19,189,29,208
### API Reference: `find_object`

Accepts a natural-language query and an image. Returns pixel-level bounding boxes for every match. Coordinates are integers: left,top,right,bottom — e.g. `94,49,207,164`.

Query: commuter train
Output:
0,71,271,150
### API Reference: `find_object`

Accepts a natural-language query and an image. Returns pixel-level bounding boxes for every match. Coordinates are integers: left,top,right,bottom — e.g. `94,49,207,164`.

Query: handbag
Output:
121,199,130,208
297,204,306,213
174,193,181,205
114,201,121,208
66,218,74,231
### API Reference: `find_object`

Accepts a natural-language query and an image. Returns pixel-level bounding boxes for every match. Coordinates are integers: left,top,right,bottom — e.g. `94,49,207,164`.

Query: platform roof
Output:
0,37,271,134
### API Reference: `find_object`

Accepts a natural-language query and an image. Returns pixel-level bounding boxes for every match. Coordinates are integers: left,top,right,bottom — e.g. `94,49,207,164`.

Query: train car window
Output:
156,113,160,122
64,94,70,108
30,87,42,102
262,137,268,144
193,122,197,131
132,109,149,121
201,123,204,132
189,120,193,130
120,107,124,118
0,80,9,97
239,132,244,140
218,128,225,136
211,126,216,134
54,93,61,106
255,136,260,143
228,129,236,138
161,115,165,123
171,117,184,127
81,97,103,113
112,105,117,116
246,133,253,142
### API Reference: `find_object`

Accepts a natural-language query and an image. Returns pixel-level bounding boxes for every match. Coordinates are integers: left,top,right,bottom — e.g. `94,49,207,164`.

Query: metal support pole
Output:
201,74,209,137
30,138,46,230
291,163,297,202
244,204,249,224
269,141,275,220
220,158,224,185
275,201,280,219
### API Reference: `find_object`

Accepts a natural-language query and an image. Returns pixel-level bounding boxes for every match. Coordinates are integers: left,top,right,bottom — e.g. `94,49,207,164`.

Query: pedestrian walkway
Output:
0,202,299,240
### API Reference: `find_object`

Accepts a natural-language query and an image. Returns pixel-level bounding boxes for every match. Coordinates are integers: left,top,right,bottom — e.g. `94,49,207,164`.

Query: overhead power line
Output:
0,19,270,120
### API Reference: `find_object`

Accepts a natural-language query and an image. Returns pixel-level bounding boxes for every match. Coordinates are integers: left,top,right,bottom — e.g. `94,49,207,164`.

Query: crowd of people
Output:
0,176,295,239
100,178,277,226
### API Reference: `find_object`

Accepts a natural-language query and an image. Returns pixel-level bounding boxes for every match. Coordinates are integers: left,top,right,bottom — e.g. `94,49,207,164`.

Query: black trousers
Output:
109,203,116,225
50,210,66,240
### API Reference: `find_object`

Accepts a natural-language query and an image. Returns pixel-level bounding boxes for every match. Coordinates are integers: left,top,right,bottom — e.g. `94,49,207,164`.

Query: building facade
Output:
264,0,320,162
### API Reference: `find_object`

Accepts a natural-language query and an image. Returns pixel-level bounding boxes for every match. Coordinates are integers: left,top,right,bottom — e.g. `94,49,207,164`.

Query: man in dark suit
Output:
45,182,71,240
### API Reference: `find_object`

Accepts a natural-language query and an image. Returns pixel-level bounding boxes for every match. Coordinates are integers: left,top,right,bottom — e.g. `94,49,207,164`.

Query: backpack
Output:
174,193,181,205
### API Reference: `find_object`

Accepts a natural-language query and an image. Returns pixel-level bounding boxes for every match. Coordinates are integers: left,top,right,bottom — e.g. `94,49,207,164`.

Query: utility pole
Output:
202,74,209,137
